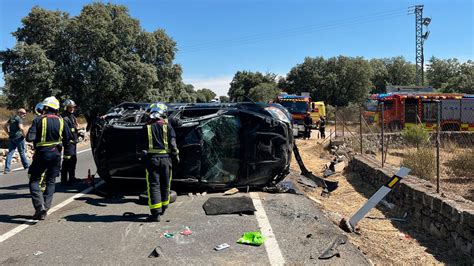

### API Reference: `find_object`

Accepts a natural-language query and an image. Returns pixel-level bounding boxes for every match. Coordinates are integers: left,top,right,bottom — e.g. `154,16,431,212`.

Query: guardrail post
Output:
436,100,440,193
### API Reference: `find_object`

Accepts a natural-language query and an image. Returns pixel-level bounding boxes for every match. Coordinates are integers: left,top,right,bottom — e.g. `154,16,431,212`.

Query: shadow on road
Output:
0,193,31,201
63,213,148,223
0,214,36,225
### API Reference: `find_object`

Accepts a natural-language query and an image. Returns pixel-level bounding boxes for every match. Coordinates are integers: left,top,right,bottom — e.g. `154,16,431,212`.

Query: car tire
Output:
138,190,177,205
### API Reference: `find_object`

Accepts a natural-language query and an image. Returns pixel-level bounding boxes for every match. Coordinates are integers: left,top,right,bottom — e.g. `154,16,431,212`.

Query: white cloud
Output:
183,75,233,97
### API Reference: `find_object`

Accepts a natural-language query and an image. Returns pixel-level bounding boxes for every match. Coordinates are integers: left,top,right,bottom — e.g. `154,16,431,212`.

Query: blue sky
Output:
0,0,472,96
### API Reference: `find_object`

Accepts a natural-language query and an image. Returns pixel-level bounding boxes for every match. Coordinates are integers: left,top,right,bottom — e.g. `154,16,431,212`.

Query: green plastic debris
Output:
164,233,174,238
237,232,265,246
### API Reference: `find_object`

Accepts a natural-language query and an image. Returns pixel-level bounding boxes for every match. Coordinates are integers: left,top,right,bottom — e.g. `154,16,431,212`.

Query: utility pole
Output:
410,5,431,86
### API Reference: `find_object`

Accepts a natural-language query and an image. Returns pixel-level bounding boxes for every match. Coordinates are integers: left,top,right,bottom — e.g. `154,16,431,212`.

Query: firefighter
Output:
319,116,326,139
61,99,79,185
26,96,71,220
138,102,179,222
303,112,313,140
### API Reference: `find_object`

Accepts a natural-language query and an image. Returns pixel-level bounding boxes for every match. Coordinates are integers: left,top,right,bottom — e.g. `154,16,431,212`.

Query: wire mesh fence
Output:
334,98,474,201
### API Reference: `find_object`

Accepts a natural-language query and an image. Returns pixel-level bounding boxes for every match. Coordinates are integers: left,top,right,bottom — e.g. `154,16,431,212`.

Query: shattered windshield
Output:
280,101,308,114
200,115,241,183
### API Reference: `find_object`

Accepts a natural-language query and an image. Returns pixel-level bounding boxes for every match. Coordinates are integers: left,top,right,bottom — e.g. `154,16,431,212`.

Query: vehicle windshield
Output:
366,99,378,111
199,115,241,183
280,101,308,114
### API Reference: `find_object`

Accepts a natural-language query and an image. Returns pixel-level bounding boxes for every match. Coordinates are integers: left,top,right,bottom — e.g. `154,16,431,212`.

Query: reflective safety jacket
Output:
26,113,71,151
139,119,178,156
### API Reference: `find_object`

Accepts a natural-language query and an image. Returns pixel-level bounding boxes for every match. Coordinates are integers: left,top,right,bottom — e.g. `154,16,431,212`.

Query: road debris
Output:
237,232,265,246
380,200,395,210
318,235,348,260
214,243,230,251
223,188,239,195
180,227,193,236
263,180,301,194
148,246,164,258
297,176,318,189
163,233,174,238
293,143,338,194
203,196,256,215
33,251,44,256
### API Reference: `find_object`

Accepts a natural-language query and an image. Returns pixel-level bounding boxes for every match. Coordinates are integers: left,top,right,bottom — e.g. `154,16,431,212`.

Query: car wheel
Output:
138,190,177,205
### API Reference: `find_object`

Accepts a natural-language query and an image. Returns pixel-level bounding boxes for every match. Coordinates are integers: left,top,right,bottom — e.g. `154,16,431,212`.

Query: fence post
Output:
334,106,338,138
381,102,385,167
342,111,345,138
436,100,441,193
360,106,363,154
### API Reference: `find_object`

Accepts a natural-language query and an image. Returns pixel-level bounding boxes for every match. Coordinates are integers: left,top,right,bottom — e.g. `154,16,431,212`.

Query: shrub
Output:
402,148,436,180
402,124,429,149
445,150,474,177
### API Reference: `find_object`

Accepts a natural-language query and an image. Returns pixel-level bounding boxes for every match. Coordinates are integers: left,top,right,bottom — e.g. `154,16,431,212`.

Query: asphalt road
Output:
0,146,369,265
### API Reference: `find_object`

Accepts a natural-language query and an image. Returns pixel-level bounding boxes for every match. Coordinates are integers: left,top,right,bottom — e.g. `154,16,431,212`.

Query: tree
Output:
0,43,56,108
248,83,280,102
427,57,473,94
369,59,389,93
0,3,188,125
228,71,276,100
281,56,372,106
383,56,416,87
195,88,216,102
219,96,230,103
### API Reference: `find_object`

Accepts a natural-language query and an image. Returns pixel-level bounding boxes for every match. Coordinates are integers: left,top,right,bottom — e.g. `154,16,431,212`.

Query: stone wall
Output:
349,155,474,258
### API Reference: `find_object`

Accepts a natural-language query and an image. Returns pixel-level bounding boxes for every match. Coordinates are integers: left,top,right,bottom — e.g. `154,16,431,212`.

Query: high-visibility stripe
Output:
163,124,168,151
41,117,47,144
162,169,172,206
147,125,153,151
59,118,64,139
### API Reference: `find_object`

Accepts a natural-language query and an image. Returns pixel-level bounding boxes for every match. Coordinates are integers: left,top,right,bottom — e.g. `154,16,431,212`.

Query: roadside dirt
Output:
291,137,446,265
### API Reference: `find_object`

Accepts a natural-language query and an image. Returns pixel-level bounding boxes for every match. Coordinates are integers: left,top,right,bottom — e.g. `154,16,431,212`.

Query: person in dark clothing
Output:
60,99,79,185
137,102,179,222
26,96,71,220
303,112,313,140
319,116,326,139
3,108,29,173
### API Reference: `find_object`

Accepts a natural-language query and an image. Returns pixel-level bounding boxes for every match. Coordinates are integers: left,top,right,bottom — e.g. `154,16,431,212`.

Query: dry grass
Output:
445,149,474,177
402,148,436,181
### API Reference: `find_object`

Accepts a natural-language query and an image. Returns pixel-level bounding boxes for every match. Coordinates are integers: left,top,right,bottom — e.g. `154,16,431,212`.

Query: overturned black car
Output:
91,102,295,190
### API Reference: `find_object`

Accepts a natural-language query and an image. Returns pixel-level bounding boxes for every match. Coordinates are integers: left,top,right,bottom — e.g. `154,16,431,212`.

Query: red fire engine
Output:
365,93,474,131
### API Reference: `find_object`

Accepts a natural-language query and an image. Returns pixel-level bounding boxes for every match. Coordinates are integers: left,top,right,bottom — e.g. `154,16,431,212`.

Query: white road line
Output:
0,179,104,243
250,192,285,266
0,148,91,175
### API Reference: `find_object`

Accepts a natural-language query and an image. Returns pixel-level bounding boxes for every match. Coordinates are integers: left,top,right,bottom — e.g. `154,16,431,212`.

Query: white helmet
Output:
42,96,60,111
63,99,76,110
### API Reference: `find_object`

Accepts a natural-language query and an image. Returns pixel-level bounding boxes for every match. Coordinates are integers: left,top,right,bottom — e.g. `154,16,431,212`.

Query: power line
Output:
178,7,409,53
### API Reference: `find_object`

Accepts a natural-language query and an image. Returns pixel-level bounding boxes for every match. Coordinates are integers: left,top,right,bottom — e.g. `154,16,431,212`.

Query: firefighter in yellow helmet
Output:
26,96,71,220
138,102,179,222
